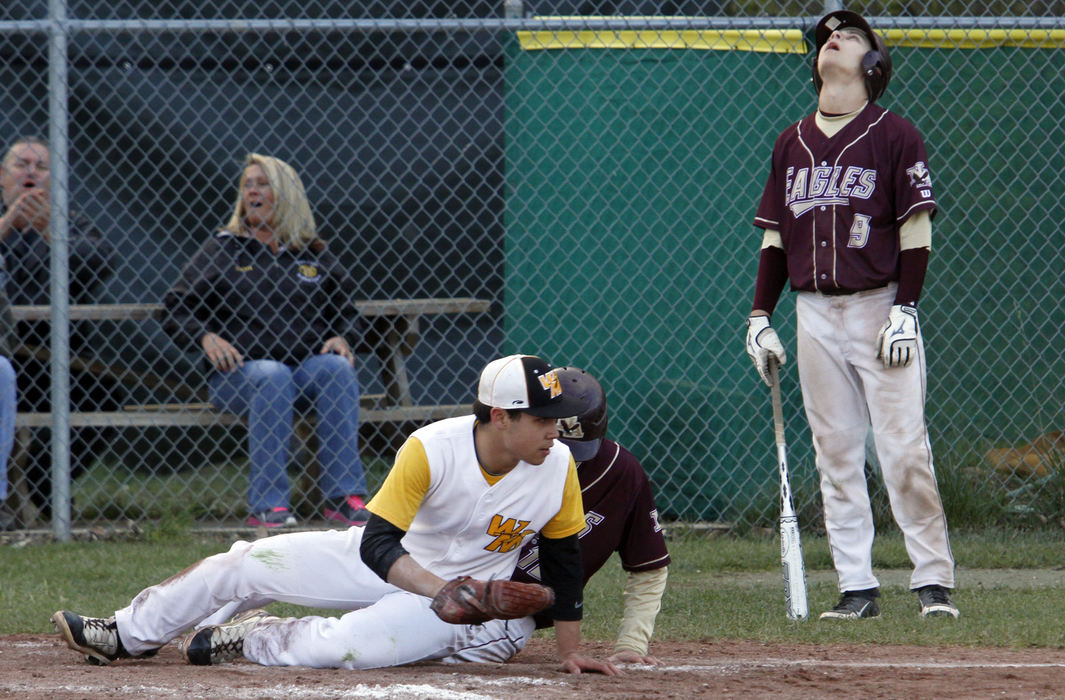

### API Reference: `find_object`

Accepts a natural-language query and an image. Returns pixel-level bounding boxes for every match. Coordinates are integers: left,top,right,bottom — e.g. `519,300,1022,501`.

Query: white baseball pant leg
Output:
242,591,536,669
797,286,954,593
114,526,397,655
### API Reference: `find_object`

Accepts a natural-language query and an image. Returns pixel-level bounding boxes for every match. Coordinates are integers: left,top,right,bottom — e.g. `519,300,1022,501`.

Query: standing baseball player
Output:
512,367,670,663
744,10,958,620
52,355,620,674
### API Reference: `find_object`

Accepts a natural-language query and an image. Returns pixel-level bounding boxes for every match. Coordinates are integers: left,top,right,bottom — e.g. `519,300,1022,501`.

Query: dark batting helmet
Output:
811,10,892,103
554,367,608,462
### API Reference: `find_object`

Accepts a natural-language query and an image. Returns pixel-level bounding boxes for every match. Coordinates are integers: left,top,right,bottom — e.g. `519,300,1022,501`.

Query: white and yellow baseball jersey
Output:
368,414,585,580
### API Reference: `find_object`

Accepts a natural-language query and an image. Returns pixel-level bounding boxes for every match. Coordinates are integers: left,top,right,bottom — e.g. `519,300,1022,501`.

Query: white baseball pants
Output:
114,526,535,667
795,285,954,593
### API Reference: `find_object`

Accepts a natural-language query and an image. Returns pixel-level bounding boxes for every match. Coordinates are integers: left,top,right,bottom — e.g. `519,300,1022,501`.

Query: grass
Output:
4,527,1065,648
711,449,1032,536
647,529,1065,648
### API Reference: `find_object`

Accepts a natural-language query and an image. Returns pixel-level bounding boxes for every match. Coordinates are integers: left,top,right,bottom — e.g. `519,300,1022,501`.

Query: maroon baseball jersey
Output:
753,103,937,294
512,439,670,592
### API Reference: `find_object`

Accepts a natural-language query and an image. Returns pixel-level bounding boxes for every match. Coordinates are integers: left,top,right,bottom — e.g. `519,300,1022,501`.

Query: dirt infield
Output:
4,634,1065,699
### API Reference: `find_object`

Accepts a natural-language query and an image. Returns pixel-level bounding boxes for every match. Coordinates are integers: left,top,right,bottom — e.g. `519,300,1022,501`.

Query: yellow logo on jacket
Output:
485,515,533,553
297,263,320,282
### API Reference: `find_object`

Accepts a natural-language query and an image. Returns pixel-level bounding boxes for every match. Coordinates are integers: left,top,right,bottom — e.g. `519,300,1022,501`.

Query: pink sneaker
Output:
323,495,370,526
247,507,297,528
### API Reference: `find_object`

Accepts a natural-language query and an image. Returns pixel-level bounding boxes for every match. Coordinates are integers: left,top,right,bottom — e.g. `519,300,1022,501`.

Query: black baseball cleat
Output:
916,585,960,619
180,609,273,665
51,610,157,665
819,588,881,620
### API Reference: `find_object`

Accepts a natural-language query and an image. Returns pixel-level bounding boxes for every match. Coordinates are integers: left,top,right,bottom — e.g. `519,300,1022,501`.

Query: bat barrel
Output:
771,358,808,621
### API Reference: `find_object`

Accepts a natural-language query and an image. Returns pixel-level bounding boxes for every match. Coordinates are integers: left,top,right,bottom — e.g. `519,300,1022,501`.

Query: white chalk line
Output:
0,679,540,700
655,658,1065,672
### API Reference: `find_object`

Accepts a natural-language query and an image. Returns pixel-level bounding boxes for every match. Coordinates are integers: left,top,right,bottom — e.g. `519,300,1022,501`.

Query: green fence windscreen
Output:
503,30,1065,522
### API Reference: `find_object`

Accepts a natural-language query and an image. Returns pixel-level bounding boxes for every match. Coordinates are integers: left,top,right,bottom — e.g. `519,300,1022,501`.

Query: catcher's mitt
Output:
430,576,554,625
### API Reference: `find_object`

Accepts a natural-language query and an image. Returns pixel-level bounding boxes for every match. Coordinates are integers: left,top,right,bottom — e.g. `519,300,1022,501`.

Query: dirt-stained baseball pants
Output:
113,526,536,668
795,284,954,593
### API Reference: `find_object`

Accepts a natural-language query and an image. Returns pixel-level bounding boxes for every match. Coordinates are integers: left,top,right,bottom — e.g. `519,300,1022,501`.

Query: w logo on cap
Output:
477,355,587,418
538,370,562,398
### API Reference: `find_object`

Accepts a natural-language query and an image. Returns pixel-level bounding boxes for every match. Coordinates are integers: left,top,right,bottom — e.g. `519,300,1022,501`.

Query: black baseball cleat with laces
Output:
51,610,158,665
916,585,960,619
180,609,274,665
819,588,881,620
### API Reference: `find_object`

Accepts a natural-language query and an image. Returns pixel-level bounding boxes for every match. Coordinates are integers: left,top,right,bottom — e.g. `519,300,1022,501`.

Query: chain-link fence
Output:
1,2,1063,538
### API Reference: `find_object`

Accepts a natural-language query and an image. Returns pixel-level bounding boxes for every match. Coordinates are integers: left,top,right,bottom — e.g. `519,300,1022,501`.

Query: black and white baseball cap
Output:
477,355,588,419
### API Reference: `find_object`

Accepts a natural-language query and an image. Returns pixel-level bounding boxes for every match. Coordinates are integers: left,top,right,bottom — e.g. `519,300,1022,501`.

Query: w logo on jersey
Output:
538,370,562,399
485,515,533,553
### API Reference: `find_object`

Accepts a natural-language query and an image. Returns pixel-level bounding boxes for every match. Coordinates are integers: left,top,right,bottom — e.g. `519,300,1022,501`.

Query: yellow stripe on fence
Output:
885,29,1065,49
517,28,807,53
518,23,1065,52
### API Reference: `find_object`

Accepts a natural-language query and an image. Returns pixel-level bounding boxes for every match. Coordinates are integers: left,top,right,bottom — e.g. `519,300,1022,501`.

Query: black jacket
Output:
0,214,115,351
162,232,365,366
0,214,114,306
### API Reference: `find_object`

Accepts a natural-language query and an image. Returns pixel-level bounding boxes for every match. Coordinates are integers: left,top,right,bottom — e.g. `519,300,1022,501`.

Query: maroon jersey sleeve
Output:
888,112,937,225
614,453,671,572
753,125,798,232
512,439,669,586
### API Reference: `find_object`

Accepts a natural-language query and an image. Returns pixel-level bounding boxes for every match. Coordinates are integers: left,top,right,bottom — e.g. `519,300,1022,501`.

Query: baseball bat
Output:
769,357,808,621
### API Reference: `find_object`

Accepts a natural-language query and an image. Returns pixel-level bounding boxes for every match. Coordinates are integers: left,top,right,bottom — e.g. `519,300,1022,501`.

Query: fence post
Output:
47,0,72,543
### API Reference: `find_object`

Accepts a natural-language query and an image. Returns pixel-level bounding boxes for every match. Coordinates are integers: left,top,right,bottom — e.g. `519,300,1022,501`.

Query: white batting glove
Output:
745,315,786,386
876,304,920,368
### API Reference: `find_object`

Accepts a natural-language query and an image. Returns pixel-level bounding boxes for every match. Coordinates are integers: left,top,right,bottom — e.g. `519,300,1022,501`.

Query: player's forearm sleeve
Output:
895,247,929,308
614,566,668,656
538,533,584,621
360,513,409,582
751,241,789,316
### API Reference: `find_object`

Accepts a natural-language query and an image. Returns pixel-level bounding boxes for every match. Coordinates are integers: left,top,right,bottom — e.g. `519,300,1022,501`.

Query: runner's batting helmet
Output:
554,367,608,462
811,10,892,102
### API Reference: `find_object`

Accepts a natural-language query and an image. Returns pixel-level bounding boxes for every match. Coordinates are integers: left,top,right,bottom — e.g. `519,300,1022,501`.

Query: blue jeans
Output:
208,354,366,512
0,357,13,501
